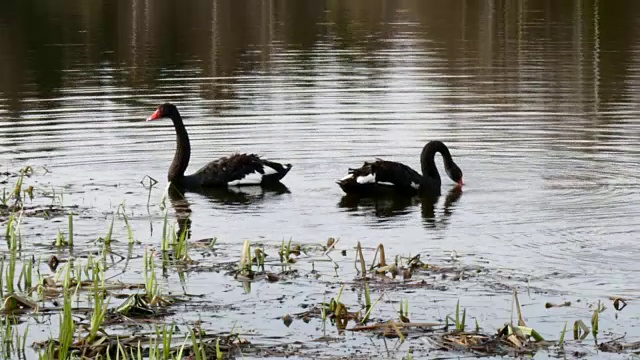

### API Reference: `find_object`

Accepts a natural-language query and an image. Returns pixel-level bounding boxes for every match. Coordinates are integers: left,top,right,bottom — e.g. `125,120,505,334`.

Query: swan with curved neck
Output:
337,141,463,196
147,103,292,190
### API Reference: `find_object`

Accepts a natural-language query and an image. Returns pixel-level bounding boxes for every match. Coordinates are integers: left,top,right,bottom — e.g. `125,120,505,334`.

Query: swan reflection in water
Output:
339,186,462,228
167,183,291,240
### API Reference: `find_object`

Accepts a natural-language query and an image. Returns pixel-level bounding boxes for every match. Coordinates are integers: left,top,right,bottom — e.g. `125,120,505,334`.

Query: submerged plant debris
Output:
0,168,637,359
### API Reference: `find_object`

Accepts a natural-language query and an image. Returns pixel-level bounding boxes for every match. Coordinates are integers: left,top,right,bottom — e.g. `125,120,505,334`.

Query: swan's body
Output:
147,103,291,190
337,141,463,196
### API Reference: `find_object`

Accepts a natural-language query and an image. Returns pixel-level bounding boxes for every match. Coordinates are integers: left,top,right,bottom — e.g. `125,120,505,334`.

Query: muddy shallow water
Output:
1,0,640,358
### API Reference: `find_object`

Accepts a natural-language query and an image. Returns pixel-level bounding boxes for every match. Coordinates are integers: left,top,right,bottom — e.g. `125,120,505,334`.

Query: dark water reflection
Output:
338,186,462,228
1,0,640,351
167,182,290,240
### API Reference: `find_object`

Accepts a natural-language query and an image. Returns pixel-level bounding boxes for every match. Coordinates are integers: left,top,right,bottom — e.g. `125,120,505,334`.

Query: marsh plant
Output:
45,265,76,360
117,203,135,245
238,240,253,277
445,300,466,332
161,211,170,252
87,262,109,343
3,252,19,311
17,257,33,293
144,248,160,300
0,315,28,360
171,223,190,262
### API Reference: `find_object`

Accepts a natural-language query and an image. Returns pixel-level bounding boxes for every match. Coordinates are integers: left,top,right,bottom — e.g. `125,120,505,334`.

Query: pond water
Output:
1,0,639,358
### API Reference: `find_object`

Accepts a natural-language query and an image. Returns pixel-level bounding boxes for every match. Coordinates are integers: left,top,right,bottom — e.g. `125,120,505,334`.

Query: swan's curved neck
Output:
168,113,191,181
420,141,454,181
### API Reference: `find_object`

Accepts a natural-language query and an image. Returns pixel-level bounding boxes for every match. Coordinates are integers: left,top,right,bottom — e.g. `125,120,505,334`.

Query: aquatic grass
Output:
455,300,466,331
591,300,604,342
279,238,292,265
61,262,74,295
363,280,371,310
370,243,387,271
159,182,171,212
187,329,206,360
68,212,74,246
88,262,109,343
360,292,383,325
21,325,29,357
435,290,547,356
12,169,24,199
254,246,266,271
39,343,55,360
0,316,12,359
161,211,169,252
55,228,66,247
5,210,23,250
402,348,414,360
399,298,409,322
4,211,15,238
507,289,544,341
444,300,466,332
131,341,144,360
104,217,115,245
171,222,190,262
2,320,30,360
119,340,133,360
3,252,18,311
17,257,33,293
2,208,632,360
74,261,84,296
144,248,159,300
56,266,76,360
155,323,175,360
324,284,363,329
238,240,253,277
320,295,328,333
512,288,524,326
0,258,4,300
388,320,406,341
84,254,96,279
558,321,568,348
215,337,223,360
118,203,135,245
355,242,377,323
174,337,188,360
355,241,367,276
333,284,344,306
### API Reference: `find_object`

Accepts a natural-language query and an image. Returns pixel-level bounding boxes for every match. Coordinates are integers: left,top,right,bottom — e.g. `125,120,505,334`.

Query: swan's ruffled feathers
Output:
191,154,291,186
337,160,423,193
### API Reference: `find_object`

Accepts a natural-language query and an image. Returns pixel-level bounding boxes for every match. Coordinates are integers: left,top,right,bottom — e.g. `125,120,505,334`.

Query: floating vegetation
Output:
0,166,638,359
431,290,550,357
0,167,77,222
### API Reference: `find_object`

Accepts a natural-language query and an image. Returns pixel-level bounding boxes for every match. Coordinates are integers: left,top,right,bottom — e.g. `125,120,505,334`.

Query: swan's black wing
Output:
337,159,423,195
190,154,291,187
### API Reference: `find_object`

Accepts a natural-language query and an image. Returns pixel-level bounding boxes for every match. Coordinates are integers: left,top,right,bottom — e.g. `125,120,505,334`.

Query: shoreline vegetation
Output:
0,166,635,359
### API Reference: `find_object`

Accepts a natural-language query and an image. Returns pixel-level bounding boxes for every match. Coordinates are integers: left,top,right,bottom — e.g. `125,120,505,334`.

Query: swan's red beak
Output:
457,179,464,187
147,109,162,121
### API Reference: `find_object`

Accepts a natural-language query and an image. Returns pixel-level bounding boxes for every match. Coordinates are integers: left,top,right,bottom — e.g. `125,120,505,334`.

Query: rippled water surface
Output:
1,0,640,358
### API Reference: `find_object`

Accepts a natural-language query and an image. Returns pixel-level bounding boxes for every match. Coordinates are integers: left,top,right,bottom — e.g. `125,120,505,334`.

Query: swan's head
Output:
147,103,179,121
445,162,464,187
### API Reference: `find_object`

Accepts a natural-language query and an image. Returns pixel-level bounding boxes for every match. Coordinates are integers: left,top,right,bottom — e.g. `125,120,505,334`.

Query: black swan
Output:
147,103,292,189
337,141,463,196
